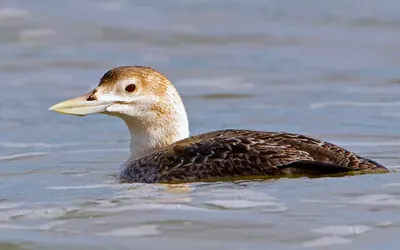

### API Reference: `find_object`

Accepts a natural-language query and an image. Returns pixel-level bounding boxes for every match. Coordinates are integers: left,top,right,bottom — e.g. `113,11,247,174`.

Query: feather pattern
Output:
118,129,388,183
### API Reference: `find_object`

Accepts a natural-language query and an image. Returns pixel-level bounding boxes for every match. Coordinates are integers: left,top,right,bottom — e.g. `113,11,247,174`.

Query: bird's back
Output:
118,129,389,183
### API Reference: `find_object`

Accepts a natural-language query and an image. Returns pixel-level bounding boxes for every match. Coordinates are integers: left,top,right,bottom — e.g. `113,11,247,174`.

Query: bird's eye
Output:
125,84,136,93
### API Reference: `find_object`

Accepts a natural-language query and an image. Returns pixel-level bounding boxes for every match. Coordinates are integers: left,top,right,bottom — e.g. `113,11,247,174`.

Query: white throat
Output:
121,102,189,159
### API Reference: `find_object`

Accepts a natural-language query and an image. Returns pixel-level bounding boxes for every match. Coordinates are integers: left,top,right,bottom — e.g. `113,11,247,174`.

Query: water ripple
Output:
311,225,371,236
303,236,352,247
0,152,49,161
310,101,400,109
0,207,78,221
204,199,287,211
96,225,162,237
301,194,400,208
0,8,29,21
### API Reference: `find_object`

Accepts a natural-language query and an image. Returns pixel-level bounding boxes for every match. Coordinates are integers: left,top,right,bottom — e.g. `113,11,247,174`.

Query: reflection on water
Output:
1,0,400,249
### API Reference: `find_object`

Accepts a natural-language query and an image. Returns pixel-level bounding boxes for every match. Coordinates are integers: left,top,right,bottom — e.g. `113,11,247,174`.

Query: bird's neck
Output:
121,109,189,159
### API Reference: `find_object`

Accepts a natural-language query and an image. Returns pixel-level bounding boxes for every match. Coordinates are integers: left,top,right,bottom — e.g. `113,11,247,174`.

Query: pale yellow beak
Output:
49,94,113,116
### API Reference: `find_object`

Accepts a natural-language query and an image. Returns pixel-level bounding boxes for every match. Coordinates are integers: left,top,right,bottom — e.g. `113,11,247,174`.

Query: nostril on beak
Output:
86,90,97,101
86,93,96,101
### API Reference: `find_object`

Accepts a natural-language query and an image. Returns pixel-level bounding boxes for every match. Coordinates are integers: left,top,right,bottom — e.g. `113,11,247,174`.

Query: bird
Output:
49,66,389,183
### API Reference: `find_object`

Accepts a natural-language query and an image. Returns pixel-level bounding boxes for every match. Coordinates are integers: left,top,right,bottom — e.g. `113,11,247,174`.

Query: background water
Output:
1,0,400,249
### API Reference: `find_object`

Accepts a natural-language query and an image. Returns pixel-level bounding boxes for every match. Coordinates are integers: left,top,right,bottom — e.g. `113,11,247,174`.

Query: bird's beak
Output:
49,93,113,116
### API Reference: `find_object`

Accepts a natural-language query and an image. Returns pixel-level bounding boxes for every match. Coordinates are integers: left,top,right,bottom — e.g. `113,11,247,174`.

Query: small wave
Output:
96,225,161,237
18,29,56,45
48,183,169,201
310,101,400,109
0,142,53,148
0,202,25,210
311,225,371,236
47,183,130,190
0,207,78,222
84,203,208,214
201,189,277,201
0,152,49,161
303,236,352,247
301,194,400,208
203,199,287,211
303,225,371,247
0,147,128,161
345,194,400,207
0,8,29,20
0,221,66,231
113,185,175,199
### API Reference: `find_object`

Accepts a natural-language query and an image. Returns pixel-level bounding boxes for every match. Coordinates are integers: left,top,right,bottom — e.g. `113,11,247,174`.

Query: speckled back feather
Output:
118,129,388,183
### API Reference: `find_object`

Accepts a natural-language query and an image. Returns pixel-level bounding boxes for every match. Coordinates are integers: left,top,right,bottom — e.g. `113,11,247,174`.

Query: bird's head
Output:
50,66,189,157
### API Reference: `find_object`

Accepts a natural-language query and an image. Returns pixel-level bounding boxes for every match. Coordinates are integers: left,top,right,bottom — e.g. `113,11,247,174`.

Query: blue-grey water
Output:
1,0,400,249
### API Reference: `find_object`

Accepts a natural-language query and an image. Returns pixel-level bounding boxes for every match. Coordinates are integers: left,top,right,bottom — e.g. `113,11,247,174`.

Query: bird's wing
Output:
121,129,387,183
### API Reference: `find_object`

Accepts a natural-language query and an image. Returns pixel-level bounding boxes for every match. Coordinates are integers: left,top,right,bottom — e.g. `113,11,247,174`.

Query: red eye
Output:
125,84,136,92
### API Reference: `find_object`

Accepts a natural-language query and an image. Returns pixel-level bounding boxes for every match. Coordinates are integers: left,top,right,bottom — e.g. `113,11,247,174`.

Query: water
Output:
1,0,400,249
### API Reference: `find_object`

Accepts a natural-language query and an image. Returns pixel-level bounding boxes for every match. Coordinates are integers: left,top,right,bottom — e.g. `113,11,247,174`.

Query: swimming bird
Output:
49,66,389,183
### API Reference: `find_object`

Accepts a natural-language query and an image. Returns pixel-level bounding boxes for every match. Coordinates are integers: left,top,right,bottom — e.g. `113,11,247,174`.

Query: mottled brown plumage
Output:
118,129,388,183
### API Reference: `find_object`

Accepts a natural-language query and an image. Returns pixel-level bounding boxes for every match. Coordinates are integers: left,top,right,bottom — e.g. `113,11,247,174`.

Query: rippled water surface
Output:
1,0,400,249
